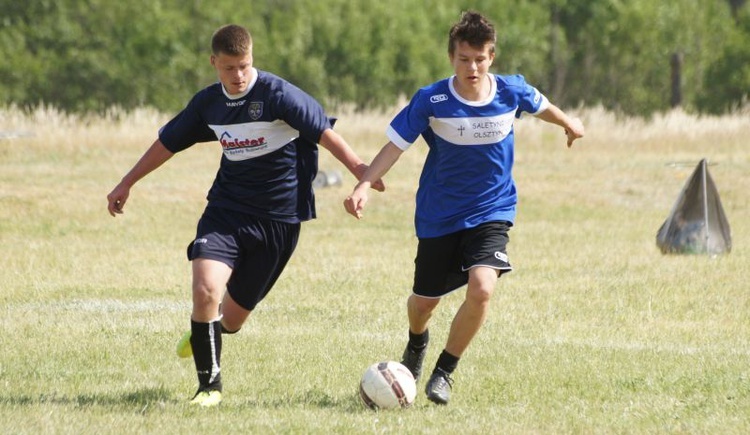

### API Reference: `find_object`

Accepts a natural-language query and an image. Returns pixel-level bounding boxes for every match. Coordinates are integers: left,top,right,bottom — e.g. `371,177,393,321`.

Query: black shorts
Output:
187,207,301,311
413,221,512,298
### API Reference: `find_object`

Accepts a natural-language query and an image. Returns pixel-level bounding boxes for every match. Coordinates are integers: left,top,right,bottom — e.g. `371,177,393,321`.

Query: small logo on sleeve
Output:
532,88,541,105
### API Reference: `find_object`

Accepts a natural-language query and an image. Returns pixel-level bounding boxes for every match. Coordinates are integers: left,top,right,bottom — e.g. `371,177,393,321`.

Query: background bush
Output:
0,0,747,115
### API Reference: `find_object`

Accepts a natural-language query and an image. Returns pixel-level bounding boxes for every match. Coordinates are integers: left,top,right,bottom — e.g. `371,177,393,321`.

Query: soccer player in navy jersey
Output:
106,24,383,407
344,11,584,405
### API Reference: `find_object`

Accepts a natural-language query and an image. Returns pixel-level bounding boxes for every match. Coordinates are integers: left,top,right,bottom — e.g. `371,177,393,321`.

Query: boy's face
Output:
449,41,495,90
211,49,254,95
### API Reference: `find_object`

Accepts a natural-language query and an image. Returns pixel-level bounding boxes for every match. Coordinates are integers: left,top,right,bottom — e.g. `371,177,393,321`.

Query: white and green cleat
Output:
176,330,193,358
189,390,222,407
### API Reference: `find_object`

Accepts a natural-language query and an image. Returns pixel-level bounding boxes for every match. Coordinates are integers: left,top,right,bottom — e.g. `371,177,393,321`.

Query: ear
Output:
210,55,217,67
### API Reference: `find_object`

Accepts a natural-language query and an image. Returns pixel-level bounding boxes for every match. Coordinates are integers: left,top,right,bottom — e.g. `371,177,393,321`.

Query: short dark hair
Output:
448,11,496,55
211,24,252,56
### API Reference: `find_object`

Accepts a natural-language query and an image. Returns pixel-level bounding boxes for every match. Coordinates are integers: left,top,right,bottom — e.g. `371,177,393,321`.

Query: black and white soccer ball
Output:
359,361,416,410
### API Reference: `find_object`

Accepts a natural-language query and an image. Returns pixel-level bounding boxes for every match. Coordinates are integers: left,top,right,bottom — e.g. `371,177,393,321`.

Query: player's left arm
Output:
318,128,385,192
535,104,585,147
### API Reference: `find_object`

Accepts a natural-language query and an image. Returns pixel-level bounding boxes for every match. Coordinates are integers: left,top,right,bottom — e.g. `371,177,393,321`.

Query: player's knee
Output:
409,294,440,315
192,283,222,306
466,285,493,306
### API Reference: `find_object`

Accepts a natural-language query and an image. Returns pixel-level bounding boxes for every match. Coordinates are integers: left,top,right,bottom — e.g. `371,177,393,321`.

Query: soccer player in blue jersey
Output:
106,24,383,407
344,11,584,405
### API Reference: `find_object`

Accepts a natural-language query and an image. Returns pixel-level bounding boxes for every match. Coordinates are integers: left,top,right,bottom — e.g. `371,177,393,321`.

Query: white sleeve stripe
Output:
531,95,551,115
386,125,413,151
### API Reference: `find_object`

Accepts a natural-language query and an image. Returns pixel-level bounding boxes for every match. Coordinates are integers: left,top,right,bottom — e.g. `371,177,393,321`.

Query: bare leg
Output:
191,258,233,322
220,292,252,332
407,293,441,334
444,266,498,357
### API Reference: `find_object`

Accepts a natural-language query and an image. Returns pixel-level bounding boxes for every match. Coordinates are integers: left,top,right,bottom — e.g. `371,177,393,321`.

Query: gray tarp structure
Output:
656,158,731,255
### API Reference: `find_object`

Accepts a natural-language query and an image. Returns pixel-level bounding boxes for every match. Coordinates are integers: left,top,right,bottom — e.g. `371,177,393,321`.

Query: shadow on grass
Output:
1,387,379,413
235,388,365,413
0,387,178,412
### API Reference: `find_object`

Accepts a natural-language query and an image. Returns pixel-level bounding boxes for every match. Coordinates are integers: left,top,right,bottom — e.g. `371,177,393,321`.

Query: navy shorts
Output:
413,221,512,298
187,207,301,311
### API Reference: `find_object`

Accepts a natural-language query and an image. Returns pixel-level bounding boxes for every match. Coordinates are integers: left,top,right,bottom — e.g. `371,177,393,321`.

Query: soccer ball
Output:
359,361,417,410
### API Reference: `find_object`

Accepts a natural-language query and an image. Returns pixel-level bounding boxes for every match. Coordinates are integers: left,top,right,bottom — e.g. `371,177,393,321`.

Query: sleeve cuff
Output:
386,125,413,151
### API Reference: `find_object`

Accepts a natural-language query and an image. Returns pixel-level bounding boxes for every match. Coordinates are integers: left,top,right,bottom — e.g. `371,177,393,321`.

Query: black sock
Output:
408,329,429,350
435,350,459,374
190,319,223,391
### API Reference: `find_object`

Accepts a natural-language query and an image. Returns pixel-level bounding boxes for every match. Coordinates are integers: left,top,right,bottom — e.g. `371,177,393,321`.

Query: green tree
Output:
0,0,746,115
698,6,750,113
0,0,208,112
550,0,734,115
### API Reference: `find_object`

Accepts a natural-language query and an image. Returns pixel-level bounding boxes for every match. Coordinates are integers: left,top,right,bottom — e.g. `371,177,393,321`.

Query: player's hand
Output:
106,184,129,217
352,164,385,192
370,178,386,192
564,118,585,147
344,188,368,219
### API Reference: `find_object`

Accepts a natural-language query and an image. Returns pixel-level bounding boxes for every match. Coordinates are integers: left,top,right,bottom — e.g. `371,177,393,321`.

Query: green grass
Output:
0,106,749,433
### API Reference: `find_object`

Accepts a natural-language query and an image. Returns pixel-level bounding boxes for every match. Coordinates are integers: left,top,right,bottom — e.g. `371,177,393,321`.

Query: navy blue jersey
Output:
159,69,332,223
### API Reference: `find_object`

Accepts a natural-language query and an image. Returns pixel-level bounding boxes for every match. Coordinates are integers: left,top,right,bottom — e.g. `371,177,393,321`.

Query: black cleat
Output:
425,368,453,405
401,344,427,381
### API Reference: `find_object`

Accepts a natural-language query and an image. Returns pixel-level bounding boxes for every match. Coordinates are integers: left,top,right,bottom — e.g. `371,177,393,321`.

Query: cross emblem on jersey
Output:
457,125,465,136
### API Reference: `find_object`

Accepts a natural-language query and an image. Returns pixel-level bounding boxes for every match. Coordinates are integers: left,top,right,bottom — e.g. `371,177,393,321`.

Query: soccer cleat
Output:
425,368,453,405
400,344,427,381
176,330,192,358
189,389,222,407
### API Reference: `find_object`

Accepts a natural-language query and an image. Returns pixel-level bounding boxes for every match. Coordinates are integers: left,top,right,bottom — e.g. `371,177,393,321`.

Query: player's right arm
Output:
107,139,175,217
343,142,403,219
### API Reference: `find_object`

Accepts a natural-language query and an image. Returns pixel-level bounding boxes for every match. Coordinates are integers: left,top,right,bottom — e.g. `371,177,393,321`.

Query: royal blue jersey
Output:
159,68,332,223
388,74,549,238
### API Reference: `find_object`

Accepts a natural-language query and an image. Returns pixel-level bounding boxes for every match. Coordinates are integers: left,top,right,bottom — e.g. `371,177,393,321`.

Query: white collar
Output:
448,73,496,106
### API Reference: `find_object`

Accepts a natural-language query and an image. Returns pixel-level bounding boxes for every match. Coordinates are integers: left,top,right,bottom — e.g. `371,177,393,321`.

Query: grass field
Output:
1,105,749,434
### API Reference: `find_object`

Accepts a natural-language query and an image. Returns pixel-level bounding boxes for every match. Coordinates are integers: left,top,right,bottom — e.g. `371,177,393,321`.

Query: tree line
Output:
0,0,747,116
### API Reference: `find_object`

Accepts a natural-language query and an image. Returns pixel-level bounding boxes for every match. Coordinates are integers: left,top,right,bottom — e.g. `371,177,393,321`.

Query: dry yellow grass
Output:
0,104,748,433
